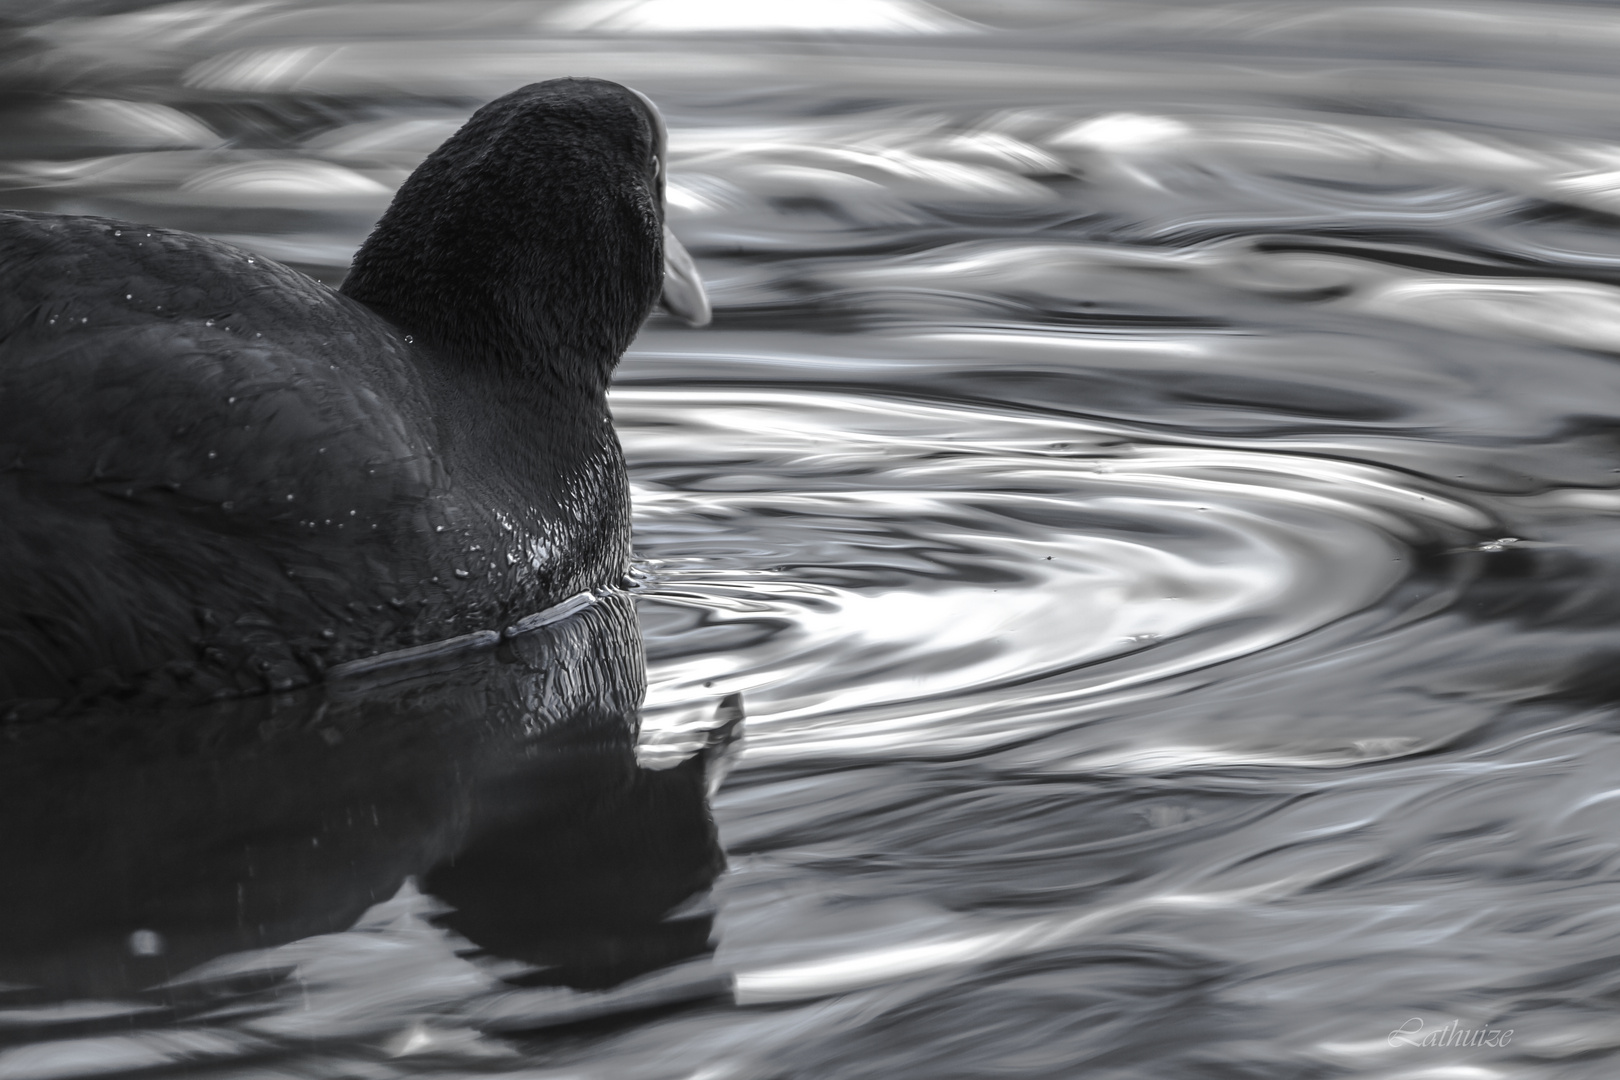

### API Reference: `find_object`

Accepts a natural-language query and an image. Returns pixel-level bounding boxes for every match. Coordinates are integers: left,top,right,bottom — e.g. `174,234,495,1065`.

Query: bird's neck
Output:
339,177,660,399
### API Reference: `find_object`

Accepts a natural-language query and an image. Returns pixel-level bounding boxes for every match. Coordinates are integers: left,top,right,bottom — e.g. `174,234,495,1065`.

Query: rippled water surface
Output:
8,1,1620,1076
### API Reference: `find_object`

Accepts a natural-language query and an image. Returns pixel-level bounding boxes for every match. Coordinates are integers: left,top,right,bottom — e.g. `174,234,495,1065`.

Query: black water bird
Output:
0,78,709,711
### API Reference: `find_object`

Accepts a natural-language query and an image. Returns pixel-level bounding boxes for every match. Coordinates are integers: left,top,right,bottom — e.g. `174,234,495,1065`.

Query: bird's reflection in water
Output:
0,591,737,1037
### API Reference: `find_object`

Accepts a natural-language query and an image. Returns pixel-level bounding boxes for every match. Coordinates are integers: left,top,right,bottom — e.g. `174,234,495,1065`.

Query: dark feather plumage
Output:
0,78,672,710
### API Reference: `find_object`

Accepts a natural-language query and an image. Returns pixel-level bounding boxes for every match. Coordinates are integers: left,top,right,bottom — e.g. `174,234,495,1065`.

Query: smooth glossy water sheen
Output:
5,1,1620,1075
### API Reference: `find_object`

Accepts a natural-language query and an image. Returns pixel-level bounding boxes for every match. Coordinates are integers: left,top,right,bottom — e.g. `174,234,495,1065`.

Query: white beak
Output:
660,224,711,327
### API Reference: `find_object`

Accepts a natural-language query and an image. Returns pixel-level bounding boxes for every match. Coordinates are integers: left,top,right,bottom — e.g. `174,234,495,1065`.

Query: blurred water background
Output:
6,0,1620,1076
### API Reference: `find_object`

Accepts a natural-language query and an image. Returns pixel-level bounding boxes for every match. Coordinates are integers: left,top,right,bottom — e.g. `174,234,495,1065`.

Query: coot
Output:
0,78,709,711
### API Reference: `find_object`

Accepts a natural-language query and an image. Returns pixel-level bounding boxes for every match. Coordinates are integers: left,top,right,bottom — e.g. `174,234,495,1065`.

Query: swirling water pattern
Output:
6,1,1620,1076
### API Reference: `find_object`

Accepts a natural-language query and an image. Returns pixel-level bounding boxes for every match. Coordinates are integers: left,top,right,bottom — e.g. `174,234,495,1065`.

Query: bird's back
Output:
0,212,454,708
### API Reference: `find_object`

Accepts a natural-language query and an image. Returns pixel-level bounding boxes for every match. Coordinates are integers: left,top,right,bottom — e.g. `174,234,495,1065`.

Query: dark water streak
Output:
6,1,1620,1077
